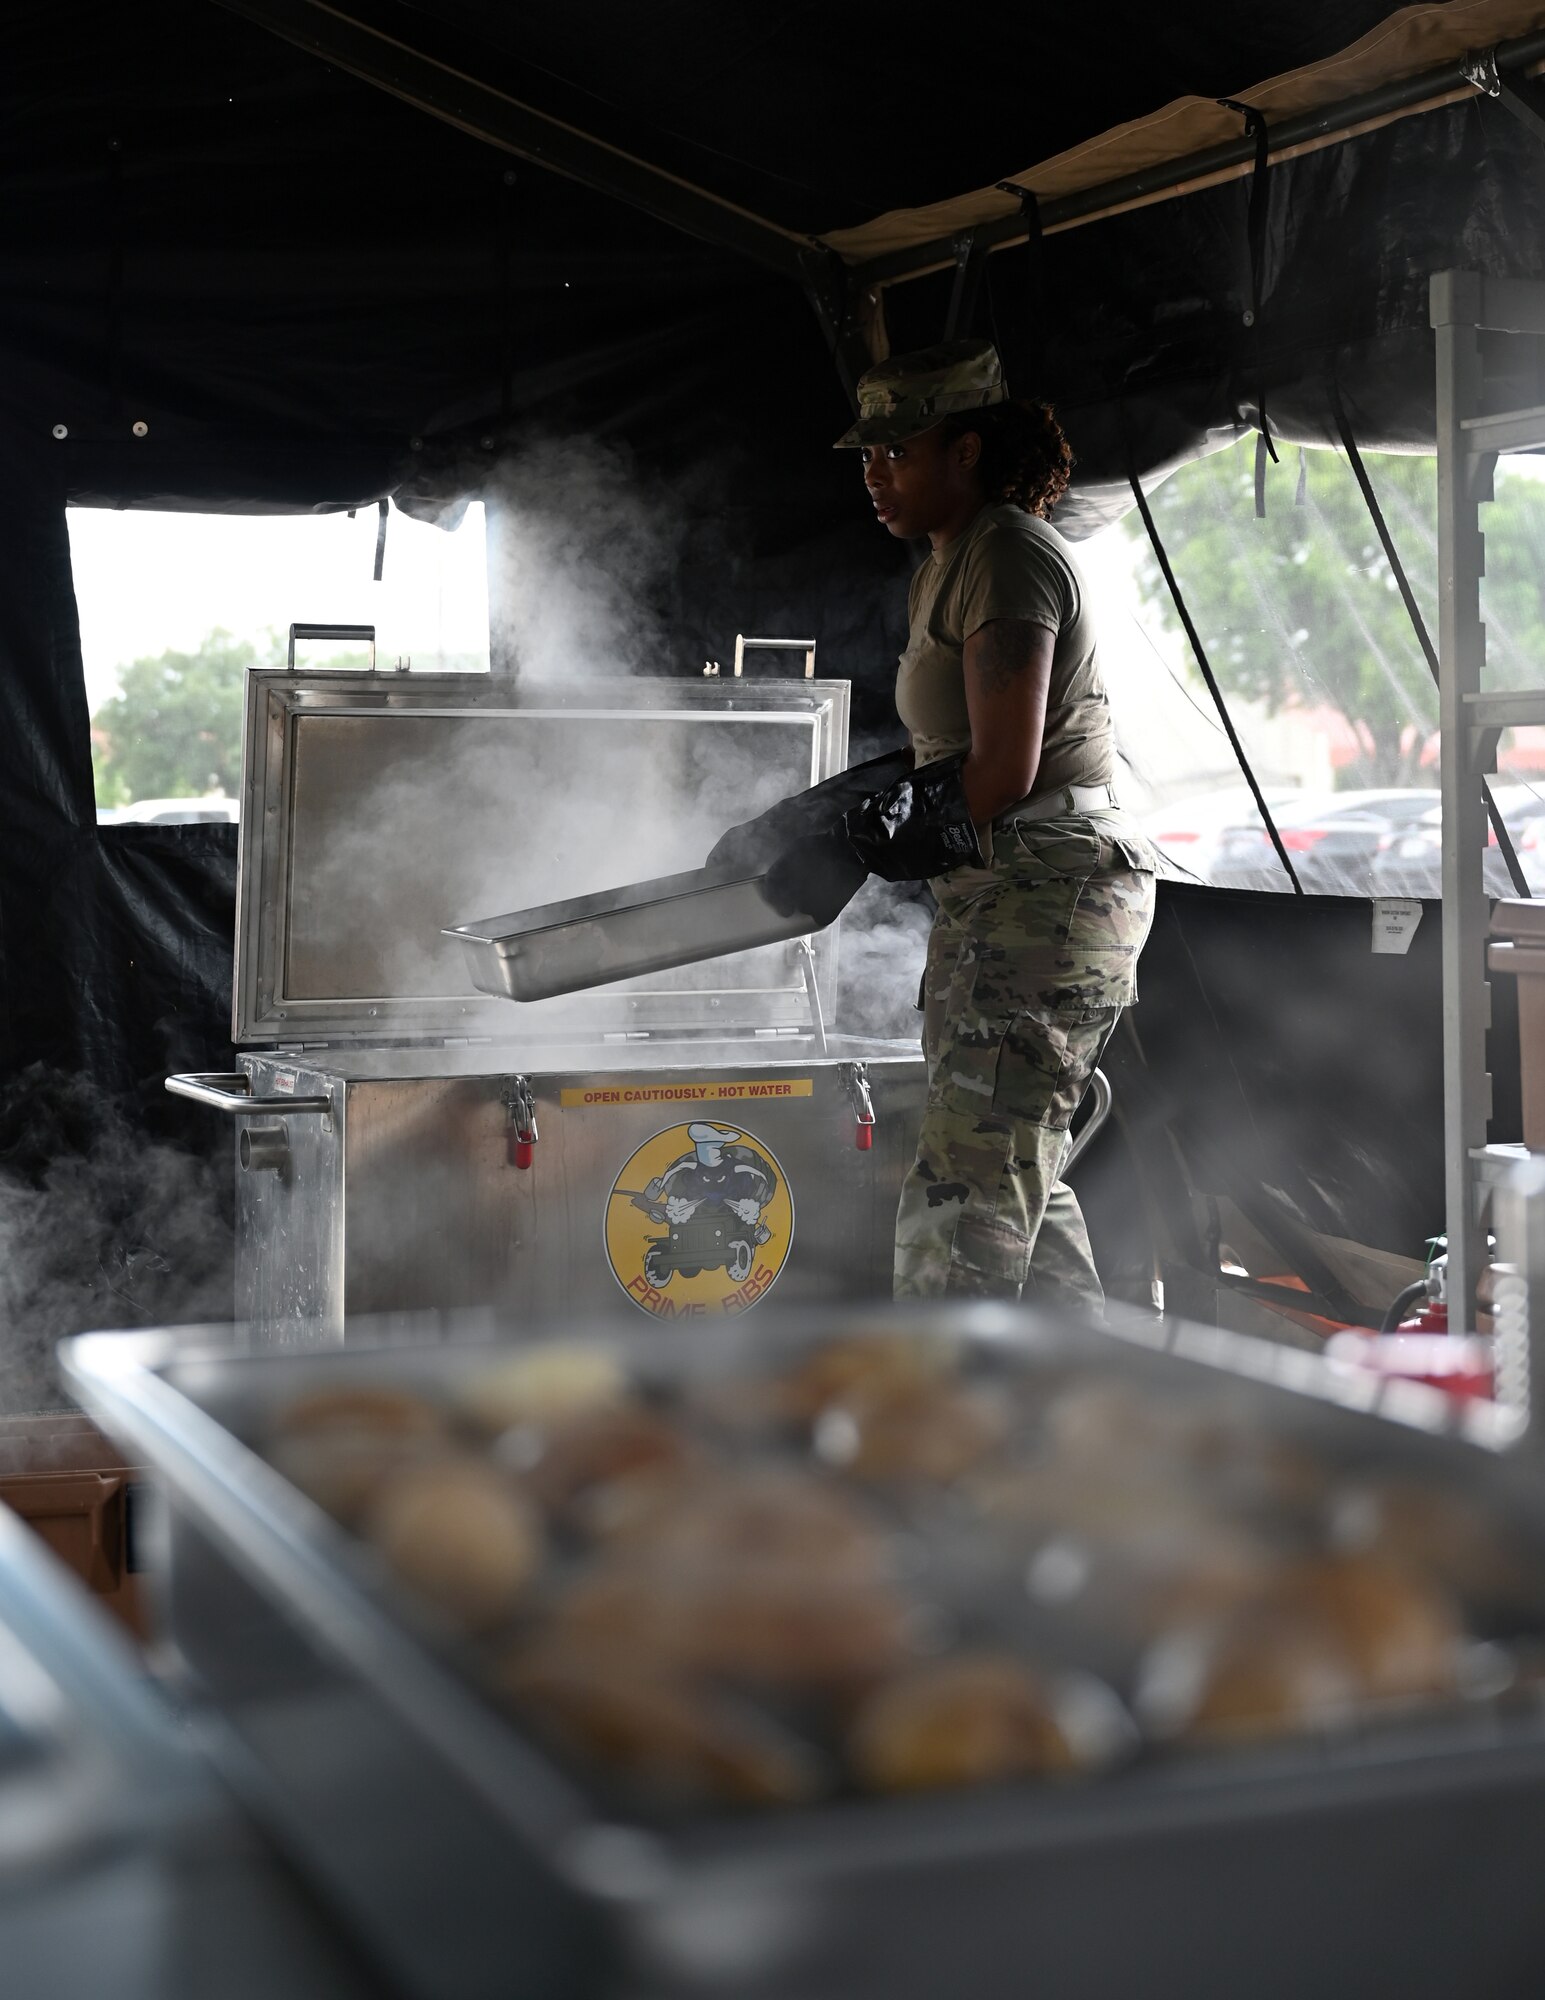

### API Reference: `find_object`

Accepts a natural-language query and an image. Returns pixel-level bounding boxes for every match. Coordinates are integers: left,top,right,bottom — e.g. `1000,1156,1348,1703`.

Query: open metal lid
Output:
232,671,849,1045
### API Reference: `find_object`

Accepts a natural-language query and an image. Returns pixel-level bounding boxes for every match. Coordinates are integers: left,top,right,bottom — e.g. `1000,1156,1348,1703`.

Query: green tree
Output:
91,628,271,806
1123,439,1545,785
90,629,384,806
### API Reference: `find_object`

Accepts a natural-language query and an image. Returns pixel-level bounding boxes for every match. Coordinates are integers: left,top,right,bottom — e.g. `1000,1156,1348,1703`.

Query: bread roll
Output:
608,1466,889,1584
817,1378,1008,1486
517,1405,699,1536
268,1430,432,1527
365,1456,544,1631
274,1383,447,1442
694,1334,955,1434
499,1651,822,1805
1271,1554,1460,1702
1142,1553,1461,1744
541,1563,913,1689
457,1344,627,1435
849,1654,1078,1792
1332,1481,1543,1618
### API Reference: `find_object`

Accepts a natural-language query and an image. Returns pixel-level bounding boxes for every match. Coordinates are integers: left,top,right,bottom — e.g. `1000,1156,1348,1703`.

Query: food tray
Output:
60,1308,1545,2000
444,865,813,1003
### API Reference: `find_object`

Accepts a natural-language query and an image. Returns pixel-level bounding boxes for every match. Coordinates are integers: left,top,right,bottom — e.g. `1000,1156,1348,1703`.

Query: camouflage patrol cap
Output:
833,337,1006,449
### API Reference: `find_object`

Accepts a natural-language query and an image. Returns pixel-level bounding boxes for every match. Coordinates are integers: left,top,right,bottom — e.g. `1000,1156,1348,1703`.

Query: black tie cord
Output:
1219,99,1279,515
1331,385,1530,897
1128,460,1304,895
105,137,124,417
499,167,516,425
992,180,1043,396
373,498,389,582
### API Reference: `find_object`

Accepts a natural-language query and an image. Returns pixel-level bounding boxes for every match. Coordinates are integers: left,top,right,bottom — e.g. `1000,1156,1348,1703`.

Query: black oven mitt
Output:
705,745,914,876
755,753,984,924
840,751,983,883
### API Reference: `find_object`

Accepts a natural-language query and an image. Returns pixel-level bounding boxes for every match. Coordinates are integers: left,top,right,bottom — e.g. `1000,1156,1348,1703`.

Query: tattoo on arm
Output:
970,619,1044,693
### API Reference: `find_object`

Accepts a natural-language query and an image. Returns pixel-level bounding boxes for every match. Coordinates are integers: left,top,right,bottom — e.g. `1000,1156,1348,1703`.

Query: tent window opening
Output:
1089,434,1545,897
70,502,490,825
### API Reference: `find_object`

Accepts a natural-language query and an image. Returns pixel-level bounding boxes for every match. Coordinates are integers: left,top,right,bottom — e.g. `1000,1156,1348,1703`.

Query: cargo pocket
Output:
1111,830,1161,875
1009,820,1103,883
926,941,1015,1120
994,996,1117,1132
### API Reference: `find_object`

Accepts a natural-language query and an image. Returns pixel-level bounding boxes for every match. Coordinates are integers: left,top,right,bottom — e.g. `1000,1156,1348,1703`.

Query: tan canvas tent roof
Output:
819,0,1545,280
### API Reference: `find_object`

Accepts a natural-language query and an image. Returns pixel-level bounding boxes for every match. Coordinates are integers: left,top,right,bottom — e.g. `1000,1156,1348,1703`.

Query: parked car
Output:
1203,789,1442,894
1142,786,1303,884
1147,788,1442,893
111,795,240,826
1369,785,1545,898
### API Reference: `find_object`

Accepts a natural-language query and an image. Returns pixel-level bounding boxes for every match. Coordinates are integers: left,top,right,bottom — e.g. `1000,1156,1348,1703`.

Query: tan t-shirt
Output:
894,503,1114,801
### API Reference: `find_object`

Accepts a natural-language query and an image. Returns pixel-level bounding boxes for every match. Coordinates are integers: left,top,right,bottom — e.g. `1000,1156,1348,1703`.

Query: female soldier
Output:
829,338,1156,1312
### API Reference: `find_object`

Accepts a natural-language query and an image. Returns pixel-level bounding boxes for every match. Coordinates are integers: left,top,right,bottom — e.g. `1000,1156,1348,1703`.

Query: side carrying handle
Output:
165,1073,331,1115
288,623,377,670
1063,1068,1112,1174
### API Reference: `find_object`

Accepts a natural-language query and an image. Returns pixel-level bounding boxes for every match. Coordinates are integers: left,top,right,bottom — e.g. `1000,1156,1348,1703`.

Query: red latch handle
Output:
855,1119,874,1152
504,1075,538,1169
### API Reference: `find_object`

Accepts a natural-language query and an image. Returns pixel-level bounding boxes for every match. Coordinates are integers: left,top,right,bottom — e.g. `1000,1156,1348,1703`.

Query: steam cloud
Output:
0,1067,231,1414
0,442,928,1407
301,433,931,1038
485,434,693,680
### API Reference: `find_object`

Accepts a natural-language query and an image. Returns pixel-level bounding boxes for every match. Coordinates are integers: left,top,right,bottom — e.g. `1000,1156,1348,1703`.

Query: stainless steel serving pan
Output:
444,865,819,1003
60,1307,1545,2000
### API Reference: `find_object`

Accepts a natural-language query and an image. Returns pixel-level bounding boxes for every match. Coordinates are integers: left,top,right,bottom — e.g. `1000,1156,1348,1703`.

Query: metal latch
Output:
504,1075,538,1169
841,1061,875,1152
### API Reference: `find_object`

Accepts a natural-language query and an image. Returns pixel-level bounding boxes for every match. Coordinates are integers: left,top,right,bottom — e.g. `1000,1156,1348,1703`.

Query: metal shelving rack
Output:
1433,269,1545,1330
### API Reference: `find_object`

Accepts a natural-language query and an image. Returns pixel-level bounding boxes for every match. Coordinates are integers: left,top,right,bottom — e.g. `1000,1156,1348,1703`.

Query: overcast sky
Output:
68,501,490,710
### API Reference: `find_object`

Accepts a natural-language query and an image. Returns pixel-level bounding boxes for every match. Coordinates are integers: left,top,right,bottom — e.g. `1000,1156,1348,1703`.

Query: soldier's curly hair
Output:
942,399,1073,518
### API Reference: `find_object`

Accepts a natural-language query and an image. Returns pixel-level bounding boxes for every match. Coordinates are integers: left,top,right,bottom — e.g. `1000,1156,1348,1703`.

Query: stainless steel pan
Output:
444,865,818,1003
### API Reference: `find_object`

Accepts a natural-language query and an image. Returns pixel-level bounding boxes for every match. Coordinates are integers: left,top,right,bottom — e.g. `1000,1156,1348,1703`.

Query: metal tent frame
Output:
1432,268,1545,1329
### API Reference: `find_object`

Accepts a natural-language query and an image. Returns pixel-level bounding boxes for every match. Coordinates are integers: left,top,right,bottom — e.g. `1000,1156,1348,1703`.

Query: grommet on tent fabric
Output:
50,424,67,440
131,420,148,437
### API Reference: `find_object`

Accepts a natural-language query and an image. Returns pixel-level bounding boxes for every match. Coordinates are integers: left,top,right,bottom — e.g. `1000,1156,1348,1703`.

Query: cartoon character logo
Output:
605,1120,794,1317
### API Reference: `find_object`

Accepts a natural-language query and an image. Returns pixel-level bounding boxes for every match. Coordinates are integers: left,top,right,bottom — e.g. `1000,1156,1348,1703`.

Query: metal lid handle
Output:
732,635,817,679
287,624,377,669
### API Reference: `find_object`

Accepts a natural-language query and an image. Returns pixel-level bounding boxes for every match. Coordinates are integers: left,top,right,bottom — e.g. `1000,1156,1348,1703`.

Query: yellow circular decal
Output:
605,1120,795,1317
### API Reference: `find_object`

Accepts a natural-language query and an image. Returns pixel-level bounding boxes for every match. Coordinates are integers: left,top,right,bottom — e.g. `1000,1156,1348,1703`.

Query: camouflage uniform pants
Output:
893,813,1156,1311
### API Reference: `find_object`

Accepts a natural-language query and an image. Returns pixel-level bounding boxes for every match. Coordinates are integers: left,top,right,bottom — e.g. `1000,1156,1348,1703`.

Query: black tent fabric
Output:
4,0,1542,1364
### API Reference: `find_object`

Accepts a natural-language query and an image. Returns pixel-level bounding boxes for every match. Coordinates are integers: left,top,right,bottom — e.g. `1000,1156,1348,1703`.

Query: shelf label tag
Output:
1372,898,1423,955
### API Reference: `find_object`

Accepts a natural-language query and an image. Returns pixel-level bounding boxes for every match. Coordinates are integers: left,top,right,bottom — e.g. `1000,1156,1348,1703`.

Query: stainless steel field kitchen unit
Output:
168,669,926,1342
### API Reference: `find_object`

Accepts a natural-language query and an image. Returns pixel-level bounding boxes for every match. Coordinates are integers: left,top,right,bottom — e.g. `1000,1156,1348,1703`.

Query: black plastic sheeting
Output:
911,93,1545,533
1094,884,1520,1273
